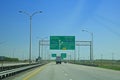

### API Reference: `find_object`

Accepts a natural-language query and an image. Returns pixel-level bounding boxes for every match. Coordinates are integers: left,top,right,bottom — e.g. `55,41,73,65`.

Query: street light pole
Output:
78,45,80,61
90,32,93,61
19,11,42,64
82,30,94,62
39,40,41,60
40,39,44,60
29,16,32,64
38,37,48,60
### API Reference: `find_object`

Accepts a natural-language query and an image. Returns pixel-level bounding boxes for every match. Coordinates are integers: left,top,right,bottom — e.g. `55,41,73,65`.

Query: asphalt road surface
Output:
11,62,120,80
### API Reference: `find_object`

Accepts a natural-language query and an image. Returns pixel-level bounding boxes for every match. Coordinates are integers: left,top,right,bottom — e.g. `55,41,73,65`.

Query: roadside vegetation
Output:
68,60,120,71
0,56,19,62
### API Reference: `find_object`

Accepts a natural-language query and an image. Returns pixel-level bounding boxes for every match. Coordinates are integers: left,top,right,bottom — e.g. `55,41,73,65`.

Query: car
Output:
56,56,62,64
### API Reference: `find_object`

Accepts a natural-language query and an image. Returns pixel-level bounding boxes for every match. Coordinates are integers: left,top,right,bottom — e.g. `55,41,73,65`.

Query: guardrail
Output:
0,63,44,79
0,63,38,72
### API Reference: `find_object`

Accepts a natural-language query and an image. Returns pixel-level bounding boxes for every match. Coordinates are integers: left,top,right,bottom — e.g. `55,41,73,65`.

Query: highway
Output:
10,62,120,80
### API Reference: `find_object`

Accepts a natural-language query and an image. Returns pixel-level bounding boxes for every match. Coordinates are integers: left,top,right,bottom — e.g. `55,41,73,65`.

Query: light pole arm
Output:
82,29,94,61
31,11,42,17
19,11,42,17
19,11,30,16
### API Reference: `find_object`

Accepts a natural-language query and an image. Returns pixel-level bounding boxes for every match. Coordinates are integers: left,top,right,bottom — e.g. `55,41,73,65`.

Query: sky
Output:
0,0,120,60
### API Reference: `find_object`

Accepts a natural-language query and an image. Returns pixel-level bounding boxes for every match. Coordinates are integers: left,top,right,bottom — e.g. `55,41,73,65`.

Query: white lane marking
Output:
64,73,68,76
69,79,72,80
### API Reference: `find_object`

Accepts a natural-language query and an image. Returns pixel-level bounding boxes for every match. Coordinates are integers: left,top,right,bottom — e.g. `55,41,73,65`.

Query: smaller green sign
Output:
61,53,66,59
51,54,56,57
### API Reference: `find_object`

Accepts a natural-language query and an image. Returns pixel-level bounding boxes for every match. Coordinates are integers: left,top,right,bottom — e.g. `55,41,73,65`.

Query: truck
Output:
56,56,62,64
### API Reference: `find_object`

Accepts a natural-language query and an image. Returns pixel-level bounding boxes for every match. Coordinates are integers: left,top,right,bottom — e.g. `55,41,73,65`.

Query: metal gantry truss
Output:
39,40,93,61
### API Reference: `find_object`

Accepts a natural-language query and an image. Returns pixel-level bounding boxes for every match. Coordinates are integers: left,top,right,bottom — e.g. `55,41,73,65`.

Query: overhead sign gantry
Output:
50,36,75,50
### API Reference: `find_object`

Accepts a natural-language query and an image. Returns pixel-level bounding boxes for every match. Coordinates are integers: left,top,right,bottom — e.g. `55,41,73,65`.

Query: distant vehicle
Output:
63,60,67,63
56,56,62,64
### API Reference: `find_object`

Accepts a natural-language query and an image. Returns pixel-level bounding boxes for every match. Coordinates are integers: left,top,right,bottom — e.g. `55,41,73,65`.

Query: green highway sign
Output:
51,54,56,57
61,53,66,59
50,36,75,50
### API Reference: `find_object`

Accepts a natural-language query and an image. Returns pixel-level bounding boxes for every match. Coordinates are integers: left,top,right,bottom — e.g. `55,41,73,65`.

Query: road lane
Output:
61,63,120,80
28,62,69,80
11,62,120,80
